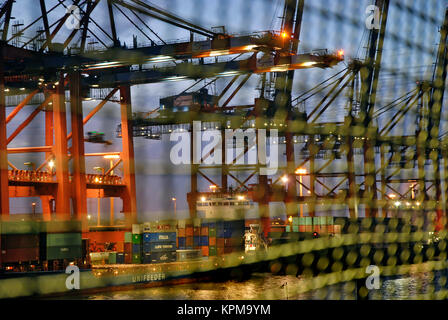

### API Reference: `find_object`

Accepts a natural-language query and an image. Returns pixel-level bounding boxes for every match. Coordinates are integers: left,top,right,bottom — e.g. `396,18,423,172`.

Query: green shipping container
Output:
132,253,141,264
286,226,291,232
298,217,306,226
124,232,132,243
292,225,299,233
46,246,82,260
132,234,142,244
0,221,40,234
109,252,117,264
209,246,217,256
313,217,319,225
209,228,217,238
326,217,334,225
292,217,299,226
46,233,81,247
305,217,312,226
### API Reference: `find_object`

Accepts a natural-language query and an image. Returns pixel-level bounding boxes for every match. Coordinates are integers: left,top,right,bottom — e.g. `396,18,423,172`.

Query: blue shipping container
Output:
200,236,209,246
150,242,177,252
143,242,152,253
116,253,125,264
177,237,186,249
143,253,151,264
132,244,141,253
144,232,176,243
193,236,200,247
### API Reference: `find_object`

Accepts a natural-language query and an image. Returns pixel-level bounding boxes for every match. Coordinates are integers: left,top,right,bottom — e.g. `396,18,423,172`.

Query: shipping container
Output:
176,249,201,261
177,237,186,249
305,217,312,226
217,238,225,248
132,234,142,244
46,233,81,247
292,225,299,233
286,225,291,233
124,242,132,253
193,236,200,247
132,244,141,254
200,226,209,236
109,252,117,264
201,246,209,257
149,242,177,252
132,224,142,234
132,253,141,264
1,234,39,249
209,246,217,256
0,221,40,234
292,217,299,226
116,252,125,264
124,232,133,243
200,236,209,246
145,232,176,243
177,228,186,237
142,252,152,264
46,246,82,260
150,251,176,263
185,237,193,248
143,242,151,253
1,248,39,263
185,227,194,237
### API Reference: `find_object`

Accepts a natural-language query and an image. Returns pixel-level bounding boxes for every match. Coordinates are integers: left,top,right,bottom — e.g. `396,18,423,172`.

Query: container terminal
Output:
1,0,448,300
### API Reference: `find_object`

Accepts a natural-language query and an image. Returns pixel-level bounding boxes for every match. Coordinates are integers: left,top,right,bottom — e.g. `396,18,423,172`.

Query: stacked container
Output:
142,221,177,263
131,224,142,264
176,219,194,250
1,221,40,265
124,231,132,263
39,221,82,263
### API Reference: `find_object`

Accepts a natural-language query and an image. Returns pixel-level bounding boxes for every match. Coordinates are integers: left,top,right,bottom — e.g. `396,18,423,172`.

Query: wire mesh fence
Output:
1,0,448,300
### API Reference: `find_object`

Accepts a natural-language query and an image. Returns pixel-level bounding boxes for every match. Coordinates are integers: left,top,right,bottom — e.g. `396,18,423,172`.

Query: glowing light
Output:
299,61,317,67
295,168,307,175
103,155,120,159
388,193,397,199
394,201,401,207
281,32,288,38
209,185,217,191
288,216,293,223
200,196,206,202
48,160,55,169
338,49,345,57
237,195,245,201
281,175,288,184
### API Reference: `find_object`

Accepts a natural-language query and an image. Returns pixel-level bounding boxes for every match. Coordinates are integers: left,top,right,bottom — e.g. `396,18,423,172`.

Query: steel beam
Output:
53,74,71,220
119,85,137,226
0,52,9,218
69,71,88,230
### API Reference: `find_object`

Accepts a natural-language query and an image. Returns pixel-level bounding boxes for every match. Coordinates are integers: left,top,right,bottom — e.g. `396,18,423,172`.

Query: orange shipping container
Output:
217,247,225,256
116,242,124,252
217,238,225,248
186,227,194,237
327,225,334,233
194,227,200,236
209,237,216,246
201,246,209,256
186,237,193,247
333,225,341,234
201,227,209,236
299,225,306,232
313,225,320,233
178,228,186,237
305,225,313,232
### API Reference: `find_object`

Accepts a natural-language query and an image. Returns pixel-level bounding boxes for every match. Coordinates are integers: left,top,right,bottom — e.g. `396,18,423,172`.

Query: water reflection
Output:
60,272,442,300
